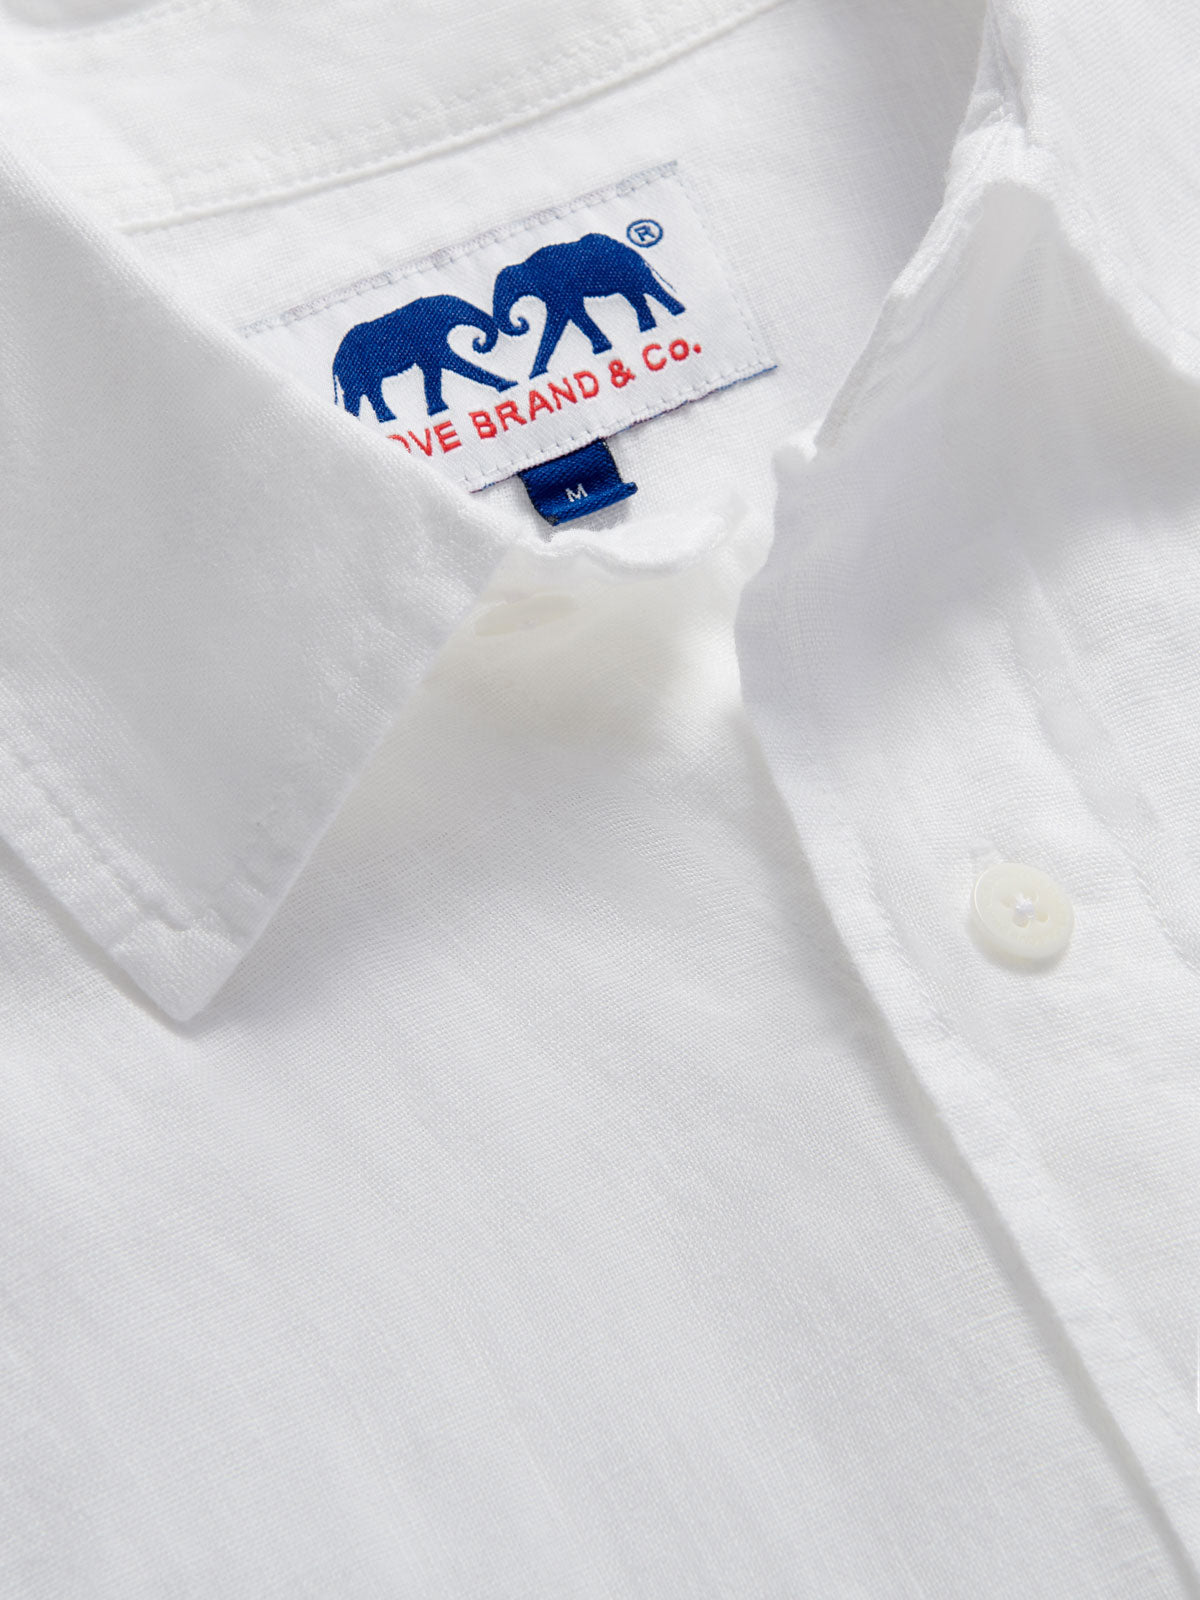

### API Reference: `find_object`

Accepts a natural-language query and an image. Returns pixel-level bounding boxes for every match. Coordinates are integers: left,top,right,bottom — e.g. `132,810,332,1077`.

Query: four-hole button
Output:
971,862,1073,961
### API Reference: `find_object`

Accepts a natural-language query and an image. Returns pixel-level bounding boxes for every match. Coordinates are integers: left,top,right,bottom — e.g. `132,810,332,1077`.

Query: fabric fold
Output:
0,137,516,1020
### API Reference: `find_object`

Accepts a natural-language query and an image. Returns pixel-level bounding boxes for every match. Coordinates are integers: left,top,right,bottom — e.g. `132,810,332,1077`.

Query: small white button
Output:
971,862,1073,961
473,592,579,636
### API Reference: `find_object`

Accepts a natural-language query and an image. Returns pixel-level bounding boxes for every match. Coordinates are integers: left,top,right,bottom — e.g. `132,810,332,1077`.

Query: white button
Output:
971,862,1074,961
473,592,579,636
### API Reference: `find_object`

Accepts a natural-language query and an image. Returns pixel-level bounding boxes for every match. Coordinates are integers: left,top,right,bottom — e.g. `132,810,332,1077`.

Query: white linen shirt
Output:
0,0,1197,1594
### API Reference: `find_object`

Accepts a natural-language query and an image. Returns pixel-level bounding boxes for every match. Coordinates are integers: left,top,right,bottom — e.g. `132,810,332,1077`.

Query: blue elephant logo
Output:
491,233,686,378
332,294,515,422
332,234,687,420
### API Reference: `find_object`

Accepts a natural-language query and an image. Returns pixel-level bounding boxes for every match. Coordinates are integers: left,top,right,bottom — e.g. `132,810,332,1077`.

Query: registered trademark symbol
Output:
626,218,663,248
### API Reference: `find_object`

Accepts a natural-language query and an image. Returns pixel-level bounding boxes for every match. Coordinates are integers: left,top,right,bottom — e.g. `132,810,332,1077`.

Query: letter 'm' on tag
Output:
240,162,774,496
519,439,638,525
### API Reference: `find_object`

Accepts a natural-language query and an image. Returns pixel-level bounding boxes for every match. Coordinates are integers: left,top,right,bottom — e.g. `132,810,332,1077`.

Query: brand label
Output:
241,163,774,491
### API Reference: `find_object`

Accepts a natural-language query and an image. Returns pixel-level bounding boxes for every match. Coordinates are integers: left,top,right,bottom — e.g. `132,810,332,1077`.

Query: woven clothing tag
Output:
240,163,773,492
520,439,639,524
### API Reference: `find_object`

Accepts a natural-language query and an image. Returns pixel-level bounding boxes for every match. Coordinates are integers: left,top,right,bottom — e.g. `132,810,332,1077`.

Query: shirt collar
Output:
0,0,1195,1021
984,0,1200,379
0,135,517,1021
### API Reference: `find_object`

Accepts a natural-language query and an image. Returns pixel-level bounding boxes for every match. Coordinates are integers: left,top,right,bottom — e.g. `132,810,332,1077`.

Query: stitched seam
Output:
239,163,682,333
760,19,1200,1477
795,714,1200,1489
0,676,300,950
987,0,1200,368
996,561,1200,979
245,163,775,490
815,110,1016,451
799,243,1200,1508
0,157,772,960
133,0,768,191
110,0,784,230
0,706,199,937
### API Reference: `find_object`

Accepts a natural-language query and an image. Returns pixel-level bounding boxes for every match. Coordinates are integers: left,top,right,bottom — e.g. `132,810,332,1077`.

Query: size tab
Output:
240,162,774,493
519,439,638,525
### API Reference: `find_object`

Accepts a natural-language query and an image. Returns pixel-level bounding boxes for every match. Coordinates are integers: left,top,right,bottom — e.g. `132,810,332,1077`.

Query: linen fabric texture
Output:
0,0,1196,1595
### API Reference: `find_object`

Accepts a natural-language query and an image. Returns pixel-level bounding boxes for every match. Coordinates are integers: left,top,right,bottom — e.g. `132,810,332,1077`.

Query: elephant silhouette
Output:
491,233,686,378
332,294,515,421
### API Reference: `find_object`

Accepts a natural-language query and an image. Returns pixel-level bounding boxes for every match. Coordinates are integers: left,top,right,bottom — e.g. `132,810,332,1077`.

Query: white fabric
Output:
0,0,1196,1594
242,162,773,491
